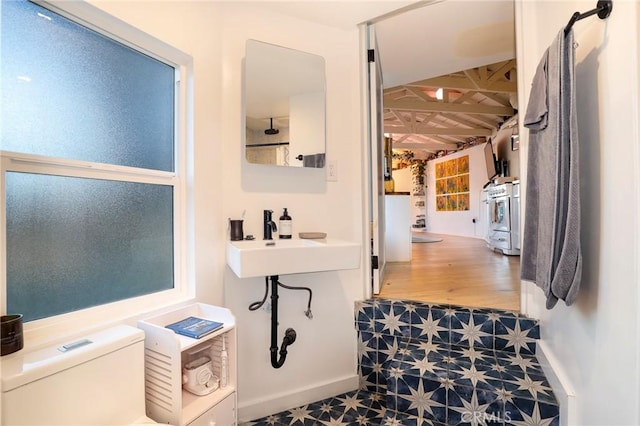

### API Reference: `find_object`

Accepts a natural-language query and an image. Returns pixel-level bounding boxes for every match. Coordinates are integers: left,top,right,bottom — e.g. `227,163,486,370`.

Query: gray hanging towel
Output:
302,153,326,168
521,29,582,309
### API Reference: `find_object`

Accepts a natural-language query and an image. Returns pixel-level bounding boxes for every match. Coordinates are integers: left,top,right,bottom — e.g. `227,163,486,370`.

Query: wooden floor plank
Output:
378,233,521,312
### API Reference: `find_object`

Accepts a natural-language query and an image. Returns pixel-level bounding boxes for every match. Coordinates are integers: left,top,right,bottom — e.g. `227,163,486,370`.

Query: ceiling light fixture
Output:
436,88,443,100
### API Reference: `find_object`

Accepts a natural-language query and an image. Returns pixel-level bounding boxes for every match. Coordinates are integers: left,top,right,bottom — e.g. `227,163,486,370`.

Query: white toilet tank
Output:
1,324,155,425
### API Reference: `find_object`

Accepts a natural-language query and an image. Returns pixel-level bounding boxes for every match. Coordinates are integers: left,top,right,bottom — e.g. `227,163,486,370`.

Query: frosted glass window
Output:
6,173,174,322
1,0,175,172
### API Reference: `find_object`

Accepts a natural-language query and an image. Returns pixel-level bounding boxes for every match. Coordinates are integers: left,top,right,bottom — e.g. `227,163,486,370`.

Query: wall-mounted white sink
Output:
226,238,361,278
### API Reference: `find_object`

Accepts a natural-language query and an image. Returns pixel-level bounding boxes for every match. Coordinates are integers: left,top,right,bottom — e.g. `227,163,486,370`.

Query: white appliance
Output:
1,325,156,425
183,355,219,396
486,182,520,255
384,194,412,261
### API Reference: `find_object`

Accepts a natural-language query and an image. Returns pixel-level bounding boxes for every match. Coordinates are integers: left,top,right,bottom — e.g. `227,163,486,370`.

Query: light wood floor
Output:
379,233,521,312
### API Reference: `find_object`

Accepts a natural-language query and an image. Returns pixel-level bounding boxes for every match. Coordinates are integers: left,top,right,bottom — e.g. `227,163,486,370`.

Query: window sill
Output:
21,292,195,352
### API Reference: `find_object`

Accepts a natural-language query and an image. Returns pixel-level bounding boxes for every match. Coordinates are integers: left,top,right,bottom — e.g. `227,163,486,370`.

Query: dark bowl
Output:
1,314,24,356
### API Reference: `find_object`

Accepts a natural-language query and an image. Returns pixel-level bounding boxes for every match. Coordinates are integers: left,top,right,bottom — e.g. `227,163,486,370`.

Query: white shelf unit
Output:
411,191,426,230
137,303,237,426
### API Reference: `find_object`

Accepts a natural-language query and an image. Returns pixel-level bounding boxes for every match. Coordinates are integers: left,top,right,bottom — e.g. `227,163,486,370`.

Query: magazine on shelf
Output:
165,316,224,339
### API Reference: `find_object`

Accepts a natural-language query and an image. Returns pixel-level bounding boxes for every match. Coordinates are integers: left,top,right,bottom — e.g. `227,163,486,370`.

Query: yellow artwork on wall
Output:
435,155,470,211
457,156,469,174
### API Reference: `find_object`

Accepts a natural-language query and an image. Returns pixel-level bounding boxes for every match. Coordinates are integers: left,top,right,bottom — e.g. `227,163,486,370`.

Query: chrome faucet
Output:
263,210,277,240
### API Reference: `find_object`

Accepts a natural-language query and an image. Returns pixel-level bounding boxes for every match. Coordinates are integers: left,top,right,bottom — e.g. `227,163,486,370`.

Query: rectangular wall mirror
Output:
244,39,326,168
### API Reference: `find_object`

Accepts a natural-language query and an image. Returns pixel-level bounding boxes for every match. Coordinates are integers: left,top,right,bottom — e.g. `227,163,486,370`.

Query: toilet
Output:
1,324,156,425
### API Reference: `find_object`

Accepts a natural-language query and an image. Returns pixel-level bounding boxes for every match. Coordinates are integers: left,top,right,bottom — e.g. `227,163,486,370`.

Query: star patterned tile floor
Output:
242,389,387,426
243,299,559,426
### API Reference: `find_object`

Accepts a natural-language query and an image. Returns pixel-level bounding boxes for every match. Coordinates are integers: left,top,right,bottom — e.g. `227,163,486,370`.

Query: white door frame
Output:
361,24,386,297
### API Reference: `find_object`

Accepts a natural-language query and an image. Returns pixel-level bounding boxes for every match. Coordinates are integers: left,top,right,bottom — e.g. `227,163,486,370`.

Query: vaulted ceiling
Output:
372,1,517,157
383,59,518,155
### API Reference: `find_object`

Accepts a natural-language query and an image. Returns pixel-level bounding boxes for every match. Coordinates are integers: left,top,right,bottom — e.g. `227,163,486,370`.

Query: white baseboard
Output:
536,340,576,425
237,374,359,423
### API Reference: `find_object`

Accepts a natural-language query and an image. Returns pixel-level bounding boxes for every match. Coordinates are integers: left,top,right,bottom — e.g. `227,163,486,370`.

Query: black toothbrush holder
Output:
229,219,244,241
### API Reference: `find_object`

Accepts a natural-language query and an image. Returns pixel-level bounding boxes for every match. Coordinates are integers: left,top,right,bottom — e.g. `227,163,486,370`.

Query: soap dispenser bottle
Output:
279,208,292,239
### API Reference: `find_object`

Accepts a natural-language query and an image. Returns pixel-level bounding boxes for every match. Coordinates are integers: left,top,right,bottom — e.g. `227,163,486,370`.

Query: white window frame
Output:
0,0,194,344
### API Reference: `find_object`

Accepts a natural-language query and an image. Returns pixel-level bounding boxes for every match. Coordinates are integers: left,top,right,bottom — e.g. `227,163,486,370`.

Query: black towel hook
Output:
565,0,613,36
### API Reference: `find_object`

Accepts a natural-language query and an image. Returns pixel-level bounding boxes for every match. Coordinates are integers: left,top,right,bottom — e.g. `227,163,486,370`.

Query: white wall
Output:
516,0,640,424
218,3,365,421
89,2,366,422
425,144,488,238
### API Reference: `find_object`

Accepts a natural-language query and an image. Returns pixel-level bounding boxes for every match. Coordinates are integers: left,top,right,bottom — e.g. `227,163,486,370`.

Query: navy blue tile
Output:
410,306,451,343
372,300,411,337
494,317,539,355
367,392,386,410
359,408,385,425
394,300,419,314
451,312,494,350
387,303,411,337
389,357,449,383
447,362,505,392
381,412,446,425
354,300,374,323
446,304,474,315
357,331,376,362
428,302,451,311
400,339,449,363
358,365,378,392
381,412,421,426
394,376,447,422
500,370,557,405
308,397,339,422
246,414,289,425
279,405,324,425
373,299,392,320
483,399,507,425
385,376,400,412
355,320,374,332
469,307,495,315
447,385,501,426
506,398,560,425
449,344,498,367
495,309,520,319
410,300,433,310
335,396,367,420
495,353,546,378
377,334,400,365
253,299,551,426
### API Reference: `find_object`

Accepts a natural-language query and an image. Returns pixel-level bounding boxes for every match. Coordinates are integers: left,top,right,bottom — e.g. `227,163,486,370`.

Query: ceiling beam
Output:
441,112,500,129
481,92,513,107
463,69,482,90
401,76,517,94
392,142,458,152
393,134,411,143
384,125,493,136
386,130,463,146
437,113,494,131
404,86,433,102
487,60,516,84
384,98,514,116
452,91,477,104
404,133,461,145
